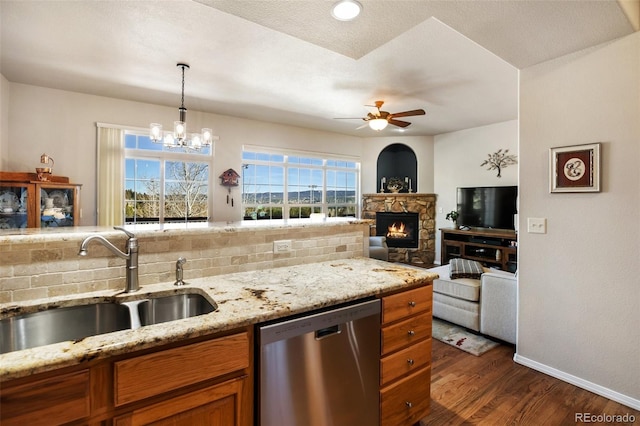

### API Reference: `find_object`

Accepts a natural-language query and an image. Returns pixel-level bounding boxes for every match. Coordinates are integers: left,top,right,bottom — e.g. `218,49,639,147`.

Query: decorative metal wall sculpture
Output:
480,149,518,178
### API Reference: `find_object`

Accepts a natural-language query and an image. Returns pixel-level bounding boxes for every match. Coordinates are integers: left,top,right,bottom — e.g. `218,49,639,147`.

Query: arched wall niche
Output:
376,143,417,193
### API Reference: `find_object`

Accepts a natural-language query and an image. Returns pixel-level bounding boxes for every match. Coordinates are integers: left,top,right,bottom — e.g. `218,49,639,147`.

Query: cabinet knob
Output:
405,401,413,409
407,330,415,336
408,301,416,307
407,358,414,366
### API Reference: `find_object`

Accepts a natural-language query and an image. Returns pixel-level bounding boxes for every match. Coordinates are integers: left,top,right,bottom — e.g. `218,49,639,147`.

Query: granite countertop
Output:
0,258,437,382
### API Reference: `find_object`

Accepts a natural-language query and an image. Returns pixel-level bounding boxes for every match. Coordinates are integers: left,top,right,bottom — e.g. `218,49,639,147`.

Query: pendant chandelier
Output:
150,63,213,149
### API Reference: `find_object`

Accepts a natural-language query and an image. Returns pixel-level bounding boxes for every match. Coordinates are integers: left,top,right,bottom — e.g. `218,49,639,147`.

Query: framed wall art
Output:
549,143,601,193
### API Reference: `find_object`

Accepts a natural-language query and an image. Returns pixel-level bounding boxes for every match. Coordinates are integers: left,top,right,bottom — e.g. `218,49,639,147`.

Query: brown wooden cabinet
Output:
441,227,517,272
379,285,433,426
0,369,91,426
0,329,253,426
114,377,246,426
0,172,81,229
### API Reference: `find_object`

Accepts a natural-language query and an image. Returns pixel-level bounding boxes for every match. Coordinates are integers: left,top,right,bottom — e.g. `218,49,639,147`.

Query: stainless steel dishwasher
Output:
258,298,381,426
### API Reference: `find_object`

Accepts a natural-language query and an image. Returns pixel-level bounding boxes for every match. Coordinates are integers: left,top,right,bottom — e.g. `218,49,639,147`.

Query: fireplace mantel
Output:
362,193,436,265
363,193,434,197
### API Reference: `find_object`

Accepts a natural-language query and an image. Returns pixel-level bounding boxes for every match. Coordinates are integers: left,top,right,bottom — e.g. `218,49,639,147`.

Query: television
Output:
457,186,518,230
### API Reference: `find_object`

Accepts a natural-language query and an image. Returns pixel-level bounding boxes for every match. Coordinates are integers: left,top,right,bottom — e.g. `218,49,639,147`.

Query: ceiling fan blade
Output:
388,119,412,128
334,117,367,120
390,109,426,118
355,123,369,130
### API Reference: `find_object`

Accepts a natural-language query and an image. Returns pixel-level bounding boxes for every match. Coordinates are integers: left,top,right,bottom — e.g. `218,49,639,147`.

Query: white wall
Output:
3,83,363,224
0,74,9,170
433,120,519,262
517,32,640,407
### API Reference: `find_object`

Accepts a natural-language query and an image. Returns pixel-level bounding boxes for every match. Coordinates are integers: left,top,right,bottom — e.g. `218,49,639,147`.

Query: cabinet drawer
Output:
0,370,90,426
114,331,249,406
381,311,431,355
382,285,432,324
381,338,431,386
380,367,431,426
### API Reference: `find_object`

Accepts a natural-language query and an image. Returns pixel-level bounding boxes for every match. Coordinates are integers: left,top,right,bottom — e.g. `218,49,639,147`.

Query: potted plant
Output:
446,210,459,228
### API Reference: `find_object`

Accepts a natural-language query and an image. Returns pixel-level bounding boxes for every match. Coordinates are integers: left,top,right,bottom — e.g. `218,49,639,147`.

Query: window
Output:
124,132,211,224
241,149,359,220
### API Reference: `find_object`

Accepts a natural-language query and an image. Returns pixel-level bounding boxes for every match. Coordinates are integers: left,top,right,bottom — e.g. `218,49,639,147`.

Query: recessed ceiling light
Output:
331,0,362,21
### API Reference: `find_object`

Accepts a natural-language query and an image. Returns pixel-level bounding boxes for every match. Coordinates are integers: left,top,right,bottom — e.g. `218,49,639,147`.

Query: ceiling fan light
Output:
369,118,388,131
331,0,361,21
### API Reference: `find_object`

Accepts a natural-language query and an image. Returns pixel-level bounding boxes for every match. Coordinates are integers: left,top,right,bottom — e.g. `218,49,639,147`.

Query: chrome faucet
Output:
174,257,187,286
78,226,139,293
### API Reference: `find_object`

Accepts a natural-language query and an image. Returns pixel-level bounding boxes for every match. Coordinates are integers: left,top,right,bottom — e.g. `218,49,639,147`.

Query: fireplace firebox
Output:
376,212,419,248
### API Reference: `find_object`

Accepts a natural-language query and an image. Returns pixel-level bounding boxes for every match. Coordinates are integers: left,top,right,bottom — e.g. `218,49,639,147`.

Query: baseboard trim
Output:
513,353,640,411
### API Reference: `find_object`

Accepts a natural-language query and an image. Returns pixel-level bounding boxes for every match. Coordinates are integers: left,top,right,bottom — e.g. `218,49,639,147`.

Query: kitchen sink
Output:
137,293,217,326
0,292,218,354
0,302,132,354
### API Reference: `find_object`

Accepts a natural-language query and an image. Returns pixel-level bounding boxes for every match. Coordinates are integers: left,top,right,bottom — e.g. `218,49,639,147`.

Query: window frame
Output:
241,146,360,220
123,130,214,224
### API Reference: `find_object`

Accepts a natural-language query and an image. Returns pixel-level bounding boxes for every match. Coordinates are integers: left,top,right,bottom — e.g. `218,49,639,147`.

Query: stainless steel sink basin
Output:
0,292,218,354
0,303,132,354
137,293,217,326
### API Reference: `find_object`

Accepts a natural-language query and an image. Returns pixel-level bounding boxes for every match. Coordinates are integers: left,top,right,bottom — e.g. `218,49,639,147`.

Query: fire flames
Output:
387,221,408,239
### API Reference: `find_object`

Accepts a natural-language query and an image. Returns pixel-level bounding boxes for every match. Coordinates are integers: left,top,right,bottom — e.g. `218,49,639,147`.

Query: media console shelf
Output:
440,228,517,272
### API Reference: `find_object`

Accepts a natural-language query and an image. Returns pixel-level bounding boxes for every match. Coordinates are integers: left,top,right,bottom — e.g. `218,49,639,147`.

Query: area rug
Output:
432,318,499,356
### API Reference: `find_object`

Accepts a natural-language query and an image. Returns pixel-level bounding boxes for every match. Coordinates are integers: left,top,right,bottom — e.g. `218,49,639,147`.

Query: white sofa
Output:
368,236,389,261
428,264,517,344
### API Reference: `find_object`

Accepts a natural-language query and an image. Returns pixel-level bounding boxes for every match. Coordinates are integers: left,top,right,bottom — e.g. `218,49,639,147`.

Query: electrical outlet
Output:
273,240,292,253
527,217,547,234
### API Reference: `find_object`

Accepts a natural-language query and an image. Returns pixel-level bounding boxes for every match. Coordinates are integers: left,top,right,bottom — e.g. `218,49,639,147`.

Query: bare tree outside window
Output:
164,161,209,220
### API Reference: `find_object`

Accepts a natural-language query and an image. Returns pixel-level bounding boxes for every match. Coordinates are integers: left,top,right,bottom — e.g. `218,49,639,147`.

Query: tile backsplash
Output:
0,221,368,303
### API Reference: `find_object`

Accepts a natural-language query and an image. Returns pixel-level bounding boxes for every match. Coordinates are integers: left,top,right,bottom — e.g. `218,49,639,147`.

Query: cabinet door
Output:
0,370,90,425
0,183,32,228
114,376,246,426
36,183,80,228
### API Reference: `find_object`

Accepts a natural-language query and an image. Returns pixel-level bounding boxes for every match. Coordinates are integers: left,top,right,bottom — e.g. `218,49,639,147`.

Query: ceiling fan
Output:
336,101,426,131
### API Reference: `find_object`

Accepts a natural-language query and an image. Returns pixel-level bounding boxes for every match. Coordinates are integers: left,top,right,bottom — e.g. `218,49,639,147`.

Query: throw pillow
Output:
449,258,484,279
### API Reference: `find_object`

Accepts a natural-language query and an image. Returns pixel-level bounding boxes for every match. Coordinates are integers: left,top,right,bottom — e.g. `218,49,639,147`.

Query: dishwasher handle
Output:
315,324,342,340
259,299,380,345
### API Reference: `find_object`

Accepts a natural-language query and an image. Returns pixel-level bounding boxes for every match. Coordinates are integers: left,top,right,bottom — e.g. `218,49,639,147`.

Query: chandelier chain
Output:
180,65,186,109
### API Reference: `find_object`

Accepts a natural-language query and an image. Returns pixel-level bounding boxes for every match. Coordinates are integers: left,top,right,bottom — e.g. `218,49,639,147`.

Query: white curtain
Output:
96,125,124,226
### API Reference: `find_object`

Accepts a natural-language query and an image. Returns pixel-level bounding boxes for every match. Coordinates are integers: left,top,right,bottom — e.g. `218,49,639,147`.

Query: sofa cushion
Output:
449,258,484,279
428,265,481,302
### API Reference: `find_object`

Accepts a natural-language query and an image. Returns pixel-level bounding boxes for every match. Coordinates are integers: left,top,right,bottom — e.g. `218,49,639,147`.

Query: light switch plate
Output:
527,217,547,234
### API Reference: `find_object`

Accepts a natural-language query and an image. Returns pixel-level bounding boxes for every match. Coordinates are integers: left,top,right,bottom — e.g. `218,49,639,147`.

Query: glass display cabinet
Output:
0,172,81,229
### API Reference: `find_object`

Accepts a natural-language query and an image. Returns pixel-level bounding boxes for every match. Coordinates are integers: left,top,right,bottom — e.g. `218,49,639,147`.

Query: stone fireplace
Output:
363,193,436,265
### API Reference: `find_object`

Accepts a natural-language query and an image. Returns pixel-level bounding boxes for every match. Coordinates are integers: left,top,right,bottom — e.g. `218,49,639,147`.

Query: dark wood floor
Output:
419,339,639,425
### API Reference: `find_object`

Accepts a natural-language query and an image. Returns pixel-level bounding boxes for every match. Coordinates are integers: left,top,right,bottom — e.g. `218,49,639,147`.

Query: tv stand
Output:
441,228,517,272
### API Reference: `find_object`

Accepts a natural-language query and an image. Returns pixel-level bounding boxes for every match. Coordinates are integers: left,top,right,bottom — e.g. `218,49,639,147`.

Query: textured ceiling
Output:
0,0,637,137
